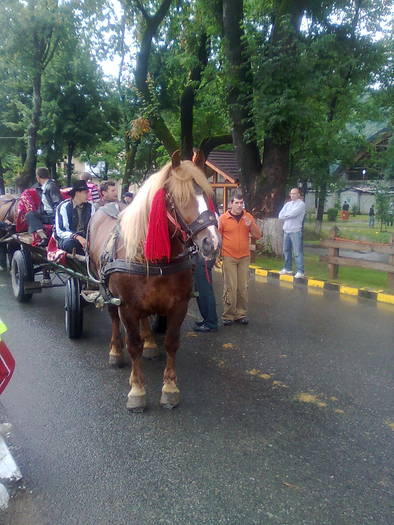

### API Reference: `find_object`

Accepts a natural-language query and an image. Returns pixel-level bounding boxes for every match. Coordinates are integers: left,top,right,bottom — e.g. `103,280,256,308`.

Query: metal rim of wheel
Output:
10,250,33,302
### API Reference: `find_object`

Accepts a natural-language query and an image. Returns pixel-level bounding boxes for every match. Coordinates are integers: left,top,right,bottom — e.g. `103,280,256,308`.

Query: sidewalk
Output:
0,422,22,511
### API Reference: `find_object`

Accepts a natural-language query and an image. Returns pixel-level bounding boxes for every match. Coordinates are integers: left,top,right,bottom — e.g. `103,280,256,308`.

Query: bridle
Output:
166,194,218,251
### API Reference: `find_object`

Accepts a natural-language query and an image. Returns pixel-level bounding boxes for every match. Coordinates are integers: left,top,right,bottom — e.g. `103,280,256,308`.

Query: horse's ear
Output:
192,149,205,169
171,150,181,169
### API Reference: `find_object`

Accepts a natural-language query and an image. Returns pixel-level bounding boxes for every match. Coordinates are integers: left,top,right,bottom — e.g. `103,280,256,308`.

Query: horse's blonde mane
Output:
120,160,213,261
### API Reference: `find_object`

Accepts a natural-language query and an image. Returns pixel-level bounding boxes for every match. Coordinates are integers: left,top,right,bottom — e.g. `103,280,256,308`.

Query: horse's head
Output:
165,151,221,261
120,152,221,263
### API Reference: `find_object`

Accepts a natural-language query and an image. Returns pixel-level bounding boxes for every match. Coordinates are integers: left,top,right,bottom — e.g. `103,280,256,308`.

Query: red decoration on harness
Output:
0,341,15,394
144,188,171,262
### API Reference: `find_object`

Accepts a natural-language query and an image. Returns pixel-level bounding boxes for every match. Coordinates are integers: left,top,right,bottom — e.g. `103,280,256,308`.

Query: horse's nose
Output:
201,236,214,257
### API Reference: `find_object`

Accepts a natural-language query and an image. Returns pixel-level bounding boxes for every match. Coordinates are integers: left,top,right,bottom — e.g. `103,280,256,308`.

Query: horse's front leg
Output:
140,317,160,359
119,306,146,412
160,303,188,409
107,304,124,367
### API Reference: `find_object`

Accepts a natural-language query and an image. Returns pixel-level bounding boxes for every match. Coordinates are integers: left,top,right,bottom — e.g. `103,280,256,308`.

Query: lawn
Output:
304,214,394,243
255,214,394,293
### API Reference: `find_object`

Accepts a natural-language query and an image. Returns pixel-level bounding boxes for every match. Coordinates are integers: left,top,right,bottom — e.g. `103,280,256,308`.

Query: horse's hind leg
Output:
108,305,125,367
140,317,160,359
160,304,187,409
119,306,146,411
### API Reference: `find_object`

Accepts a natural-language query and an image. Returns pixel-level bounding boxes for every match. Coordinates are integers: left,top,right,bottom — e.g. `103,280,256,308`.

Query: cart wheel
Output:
65,277,83,339
11,250,34,302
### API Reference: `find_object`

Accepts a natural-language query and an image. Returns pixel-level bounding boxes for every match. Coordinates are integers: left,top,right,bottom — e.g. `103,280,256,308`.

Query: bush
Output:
326,208,338,221
351,205,359,216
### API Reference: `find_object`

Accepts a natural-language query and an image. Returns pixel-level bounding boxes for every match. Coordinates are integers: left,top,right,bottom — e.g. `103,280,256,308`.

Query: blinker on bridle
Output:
166,195,218,247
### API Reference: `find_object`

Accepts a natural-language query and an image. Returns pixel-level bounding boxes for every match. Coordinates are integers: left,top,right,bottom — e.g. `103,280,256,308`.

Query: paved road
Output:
0,269,393,525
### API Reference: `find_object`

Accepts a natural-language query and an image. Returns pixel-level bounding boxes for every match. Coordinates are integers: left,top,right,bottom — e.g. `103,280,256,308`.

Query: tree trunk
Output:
180,33,208,160
260,0,305,217
222,0,262,210
66,143,75,186
259,218,284,256
133,0,178,155
315,182,327,234
19,73,42,189
123,135,139,189
260,139,289,217
0,159,5,195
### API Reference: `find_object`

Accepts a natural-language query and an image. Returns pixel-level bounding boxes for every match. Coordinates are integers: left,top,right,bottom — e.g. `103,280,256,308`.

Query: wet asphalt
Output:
0,269,393,525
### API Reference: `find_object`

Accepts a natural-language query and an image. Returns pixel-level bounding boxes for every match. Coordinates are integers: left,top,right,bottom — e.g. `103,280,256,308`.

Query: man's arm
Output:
249,216,262,240
278,200,305,220
55,202,73,240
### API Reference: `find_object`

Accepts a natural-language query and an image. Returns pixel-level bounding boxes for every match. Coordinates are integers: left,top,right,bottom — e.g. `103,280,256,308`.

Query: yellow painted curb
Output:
279,274,293,282
377,293,394,305
307,279,325,288
255,268,268,276
340,285,358,296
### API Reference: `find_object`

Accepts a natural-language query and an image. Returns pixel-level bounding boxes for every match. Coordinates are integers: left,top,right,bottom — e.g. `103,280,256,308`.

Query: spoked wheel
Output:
10,249,34,302
65,277,83,339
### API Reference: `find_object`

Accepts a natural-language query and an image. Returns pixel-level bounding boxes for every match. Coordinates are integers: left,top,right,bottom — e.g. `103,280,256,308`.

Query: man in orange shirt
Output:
219,190,261,325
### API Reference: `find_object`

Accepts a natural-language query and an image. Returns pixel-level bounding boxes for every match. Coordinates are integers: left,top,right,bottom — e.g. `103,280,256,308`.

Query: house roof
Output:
206,151,240,183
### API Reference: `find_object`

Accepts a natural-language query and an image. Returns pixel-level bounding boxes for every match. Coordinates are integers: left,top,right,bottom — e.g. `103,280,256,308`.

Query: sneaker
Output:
222,319,234,326
294,272,305,279
236,317,249,325
194,320,205,327
193,324,218,333
279,269,292,275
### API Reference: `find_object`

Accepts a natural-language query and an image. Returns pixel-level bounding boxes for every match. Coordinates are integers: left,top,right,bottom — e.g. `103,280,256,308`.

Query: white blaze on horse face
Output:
196,193,208,215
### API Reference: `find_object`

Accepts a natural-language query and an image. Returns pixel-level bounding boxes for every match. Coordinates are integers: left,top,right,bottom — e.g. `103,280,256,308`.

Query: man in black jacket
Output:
26,167,61,245
55,180,95,255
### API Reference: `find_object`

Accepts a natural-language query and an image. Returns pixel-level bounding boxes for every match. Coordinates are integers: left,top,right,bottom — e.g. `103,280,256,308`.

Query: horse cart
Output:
0,230,116,340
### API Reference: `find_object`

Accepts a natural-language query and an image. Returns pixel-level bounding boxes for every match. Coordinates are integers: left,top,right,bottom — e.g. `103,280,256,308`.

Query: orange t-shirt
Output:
219,211,258,258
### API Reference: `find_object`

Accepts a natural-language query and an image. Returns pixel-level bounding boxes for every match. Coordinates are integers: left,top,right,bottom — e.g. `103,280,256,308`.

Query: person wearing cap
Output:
25,167,61,245
79,172,100,202
55,180,95,255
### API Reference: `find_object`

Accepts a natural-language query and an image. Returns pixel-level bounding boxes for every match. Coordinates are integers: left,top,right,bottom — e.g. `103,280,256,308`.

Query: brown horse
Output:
87,153,220,411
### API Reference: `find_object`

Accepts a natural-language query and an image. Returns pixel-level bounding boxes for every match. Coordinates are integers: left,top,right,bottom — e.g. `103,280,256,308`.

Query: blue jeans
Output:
283,231,304,273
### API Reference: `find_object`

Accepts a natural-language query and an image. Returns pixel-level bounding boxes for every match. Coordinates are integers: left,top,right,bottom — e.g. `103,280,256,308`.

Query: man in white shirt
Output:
278,188,306,279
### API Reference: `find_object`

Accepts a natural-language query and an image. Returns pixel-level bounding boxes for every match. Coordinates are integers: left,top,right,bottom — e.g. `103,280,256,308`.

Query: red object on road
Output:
0,341,15,394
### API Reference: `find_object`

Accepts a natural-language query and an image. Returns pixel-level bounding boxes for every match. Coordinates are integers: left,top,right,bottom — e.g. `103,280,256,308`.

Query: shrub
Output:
326,208,338,221
351,205,359,216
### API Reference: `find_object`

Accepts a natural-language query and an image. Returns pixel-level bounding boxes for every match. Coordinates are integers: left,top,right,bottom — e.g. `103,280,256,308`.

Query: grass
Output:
256,214,394,293
255,253,390,292
304,214,394,243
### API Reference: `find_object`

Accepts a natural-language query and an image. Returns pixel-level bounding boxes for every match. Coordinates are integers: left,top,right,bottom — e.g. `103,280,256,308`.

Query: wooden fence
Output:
320,227,394,290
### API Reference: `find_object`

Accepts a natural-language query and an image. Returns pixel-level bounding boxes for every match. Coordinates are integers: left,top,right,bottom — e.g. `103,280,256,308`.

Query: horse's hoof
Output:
160,391,180,409
142,347,160,359
109,354,125,368
127,395,146,412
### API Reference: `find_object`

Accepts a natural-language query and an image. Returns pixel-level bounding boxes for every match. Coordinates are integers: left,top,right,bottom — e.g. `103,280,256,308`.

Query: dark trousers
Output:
194,258,218,329
58,237,85,255
26,211,54,233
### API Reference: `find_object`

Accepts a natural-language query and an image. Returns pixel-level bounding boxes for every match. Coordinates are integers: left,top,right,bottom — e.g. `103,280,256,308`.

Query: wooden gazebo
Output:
204,151,239,213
